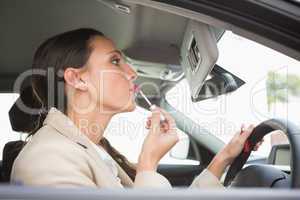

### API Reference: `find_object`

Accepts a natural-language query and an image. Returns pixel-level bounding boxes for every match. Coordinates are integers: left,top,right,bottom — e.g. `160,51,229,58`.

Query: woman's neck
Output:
67,108,114,144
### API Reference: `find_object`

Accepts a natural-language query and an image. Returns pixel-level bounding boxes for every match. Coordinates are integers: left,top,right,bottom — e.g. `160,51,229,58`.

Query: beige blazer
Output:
11,108,223,189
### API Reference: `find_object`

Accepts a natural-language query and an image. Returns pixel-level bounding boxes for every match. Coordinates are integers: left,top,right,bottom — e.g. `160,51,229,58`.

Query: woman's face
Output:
80,36,138,114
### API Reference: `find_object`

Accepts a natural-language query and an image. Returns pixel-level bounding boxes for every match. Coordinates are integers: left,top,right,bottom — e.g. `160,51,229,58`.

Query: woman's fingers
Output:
146,118,171,132
150,108,161,133
158,108,177,132
240,124,255,141
158,108,175,124
145,117,151,129
146,107,176,132
160,121,169,133
240,124,264,151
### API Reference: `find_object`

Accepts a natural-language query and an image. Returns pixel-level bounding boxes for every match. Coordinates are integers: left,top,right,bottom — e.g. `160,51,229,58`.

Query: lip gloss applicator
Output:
134,85,166,122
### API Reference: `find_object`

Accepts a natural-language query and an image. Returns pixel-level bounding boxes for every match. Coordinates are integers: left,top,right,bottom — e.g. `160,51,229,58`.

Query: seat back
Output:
0,141,25,182
1,86,35,182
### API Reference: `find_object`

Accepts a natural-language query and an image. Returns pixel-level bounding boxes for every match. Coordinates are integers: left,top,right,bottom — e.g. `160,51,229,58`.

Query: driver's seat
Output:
1,86,38,182
1,140,25,182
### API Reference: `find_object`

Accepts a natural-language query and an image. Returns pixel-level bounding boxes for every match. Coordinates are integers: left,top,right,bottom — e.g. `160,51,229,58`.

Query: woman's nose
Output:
125,64,138,81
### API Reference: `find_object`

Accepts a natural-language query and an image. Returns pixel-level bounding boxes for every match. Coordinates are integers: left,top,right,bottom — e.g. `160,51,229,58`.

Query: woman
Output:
11,28,261,188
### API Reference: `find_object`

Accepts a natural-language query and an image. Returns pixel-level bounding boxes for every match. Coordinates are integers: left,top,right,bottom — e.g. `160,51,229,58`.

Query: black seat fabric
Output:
1,141,25,182
1,85,36,182
9,86,40,133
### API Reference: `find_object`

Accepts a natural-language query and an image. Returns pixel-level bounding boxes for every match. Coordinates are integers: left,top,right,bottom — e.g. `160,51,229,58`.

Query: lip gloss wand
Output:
134,86,166,122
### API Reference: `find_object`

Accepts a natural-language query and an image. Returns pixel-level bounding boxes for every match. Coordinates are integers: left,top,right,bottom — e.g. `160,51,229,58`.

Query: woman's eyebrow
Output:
107,50,122,56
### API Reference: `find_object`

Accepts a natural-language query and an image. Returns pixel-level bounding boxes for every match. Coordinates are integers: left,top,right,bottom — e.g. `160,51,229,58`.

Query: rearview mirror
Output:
192,65,245,102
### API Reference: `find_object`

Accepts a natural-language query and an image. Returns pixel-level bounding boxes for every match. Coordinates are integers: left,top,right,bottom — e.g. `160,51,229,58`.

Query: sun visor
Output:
181,20,219,100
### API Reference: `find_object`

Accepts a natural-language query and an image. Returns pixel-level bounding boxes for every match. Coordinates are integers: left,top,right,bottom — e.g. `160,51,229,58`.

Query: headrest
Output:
1,140,26,182
8,86,39,133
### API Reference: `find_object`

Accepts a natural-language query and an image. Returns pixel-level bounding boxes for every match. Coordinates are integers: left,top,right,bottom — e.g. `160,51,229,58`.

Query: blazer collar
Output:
43,107,90,148
43,107,133,187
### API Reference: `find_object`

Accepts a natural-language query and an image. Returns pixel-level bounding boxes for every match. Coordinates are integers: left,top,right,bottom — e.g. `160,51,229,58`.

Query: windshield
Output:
166,31,300,158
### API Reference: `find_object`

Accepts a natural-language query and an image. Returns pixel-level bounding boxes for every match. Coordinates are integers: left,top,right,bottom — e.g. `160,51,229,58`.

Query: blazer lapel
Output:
43,107,122,187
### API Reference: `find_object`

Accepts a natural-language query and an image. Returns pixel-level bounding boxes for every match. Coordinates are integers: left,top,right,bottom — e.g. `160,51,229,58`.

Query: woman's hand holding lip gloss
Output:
134,84,179,172
137,105,179,172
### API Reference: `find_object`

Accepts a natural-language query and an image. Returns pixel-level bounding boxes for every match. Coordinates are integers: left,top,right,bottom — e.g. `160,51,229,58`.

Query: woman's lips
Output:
133,84,140,93
129,84,140,93
129,84,139,100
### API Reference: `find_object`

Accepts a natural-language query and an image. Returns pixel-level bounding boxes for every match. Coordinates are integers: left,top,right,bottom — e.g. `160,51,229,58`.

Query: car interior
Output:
0,0,227,186
0,0,300,199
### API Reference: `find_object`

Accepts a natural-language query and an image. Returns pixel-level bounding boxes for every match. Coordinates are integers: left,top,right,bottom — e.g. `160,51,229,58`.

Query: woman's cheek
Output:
104,74,130,108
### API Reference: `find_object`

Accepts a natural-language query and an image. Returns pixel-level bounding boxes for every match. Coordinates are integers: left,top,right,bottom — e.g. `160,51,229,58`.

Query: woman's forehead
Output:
91,36,117,55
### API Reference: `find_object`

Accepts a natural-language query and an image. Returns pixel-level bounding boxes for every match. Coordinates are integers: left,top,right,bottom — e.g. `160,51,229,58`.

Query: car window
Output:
166,31,300,159
0,93,22,159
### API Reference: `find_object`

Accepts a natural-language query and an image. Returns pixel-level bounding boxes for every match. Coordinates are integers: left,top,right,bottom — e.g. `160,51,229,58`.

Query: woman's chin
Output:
126,101,136,112
117,101,136,113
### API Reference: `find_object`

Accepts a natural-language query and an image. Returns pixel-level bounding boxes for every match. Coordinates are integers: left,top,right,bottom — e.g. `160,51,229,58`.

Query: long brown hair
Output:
27,28,136,180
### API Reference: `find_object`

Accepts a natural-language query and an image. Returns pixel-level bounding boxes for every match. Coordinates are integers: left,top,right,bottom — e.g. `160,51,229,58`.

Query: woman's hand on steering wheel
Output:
222,124,263,164
207,124,263,179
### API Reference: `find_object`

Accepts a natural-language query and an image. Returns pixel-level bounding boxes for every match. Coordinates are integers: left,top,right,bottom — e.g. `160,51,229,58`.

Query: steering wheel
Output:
224,118,300,188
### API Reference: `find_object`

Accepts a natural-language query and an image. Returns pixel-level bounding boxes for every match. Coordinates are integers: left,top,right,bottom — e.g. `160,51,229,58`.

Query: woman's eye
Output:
111,58,121,66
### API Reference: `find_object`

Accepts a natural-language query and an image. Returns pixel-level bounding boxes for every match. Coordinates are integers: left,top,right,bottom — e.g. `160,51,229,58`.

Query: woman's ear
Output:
64,68,88,91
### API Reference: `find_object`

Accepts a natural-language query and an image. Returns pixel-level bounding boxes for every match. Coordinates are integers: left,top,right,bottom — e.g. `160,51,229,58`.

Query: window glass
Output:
0,93,22,159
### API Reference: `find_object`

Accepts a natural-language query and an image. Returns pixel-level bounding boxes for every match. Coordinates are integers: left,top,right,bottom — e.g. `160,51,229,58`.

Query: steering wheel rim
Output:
224,118,300,188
